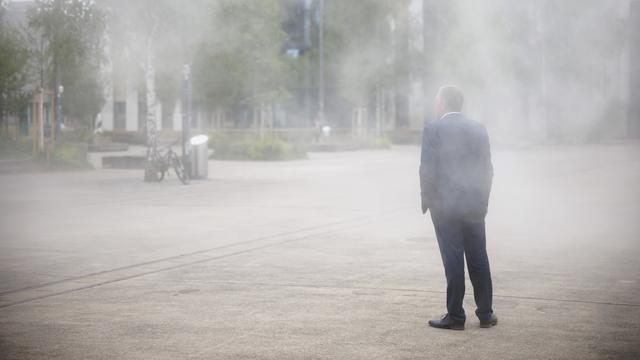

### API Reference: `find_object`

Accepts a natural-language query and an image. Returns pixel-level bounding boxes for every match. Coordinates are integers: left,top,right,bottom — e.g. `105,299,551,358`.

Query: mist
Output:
0,0,639,359
421,0,631,144
25,0,629,145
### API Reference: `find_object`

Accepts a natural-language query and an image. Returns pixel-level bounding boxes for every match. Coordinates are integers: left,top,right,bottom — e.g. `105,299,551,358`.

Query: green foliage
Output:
208,132,252,160
193,50,247,111
0,135,32,159
28,0,107,127
193,0,299,112
63,127,93,143
106,0,194,112
323,0,407,105
369,135,392,149
47,142,91,169
209,132,306,161
62,63,105,123
0,9,30,122
246,135,305,161
349,135,392,150
0,135,90,169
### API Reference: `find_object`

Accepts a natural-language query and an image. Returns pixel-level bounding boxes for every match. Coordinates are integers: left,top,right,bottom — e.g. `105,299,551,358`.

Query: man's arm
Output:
480,126,493,209
419,123,439,214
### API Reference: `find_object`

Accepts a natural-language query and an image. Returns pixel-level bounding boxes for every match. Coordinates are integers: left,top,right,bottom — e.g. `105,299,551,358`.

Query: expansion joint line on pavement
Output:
162,280,640,309
0,213,392,297
0,207,410,310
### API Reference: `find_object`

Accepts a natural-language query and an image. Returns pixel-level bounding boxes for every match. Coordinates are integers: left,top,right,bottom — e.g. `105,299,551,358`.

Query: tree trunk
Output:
394,0,411,128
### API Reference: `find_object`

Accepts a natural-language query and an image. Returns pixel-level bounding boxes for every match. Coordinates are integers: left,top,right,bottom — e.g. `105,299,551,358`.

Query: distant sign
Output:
286,49,300,58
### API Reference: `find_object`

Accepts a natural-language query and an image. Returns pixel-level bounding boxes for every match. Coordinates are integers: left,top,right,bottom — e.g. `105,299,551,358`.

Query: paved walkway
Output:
1,144,639,359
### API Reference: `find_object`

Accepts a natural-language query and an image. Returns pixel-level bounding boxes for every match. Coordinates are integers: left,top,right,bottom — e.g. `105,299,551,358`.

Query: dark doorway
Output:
114,102,126,131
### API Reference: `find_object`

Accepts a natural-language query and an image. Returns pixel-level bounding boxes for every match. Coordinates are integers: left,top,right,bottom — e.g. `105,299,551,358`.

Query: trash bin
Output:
190,134,209,180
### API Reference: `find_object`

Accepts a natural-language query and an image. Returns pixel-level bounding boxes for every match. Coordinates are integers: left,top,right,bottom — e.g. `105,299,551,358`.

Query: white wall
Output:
125,81,138,132
101,85,114,131
173,102,182,131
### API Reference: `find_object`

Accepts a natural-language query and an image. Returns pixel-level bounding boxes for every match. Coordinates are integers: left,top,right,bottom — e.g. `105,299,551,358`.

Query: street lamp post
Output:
55,84,63,145
318,0,325,125
182,64,192,175
56,85,64,136
303,0,312,127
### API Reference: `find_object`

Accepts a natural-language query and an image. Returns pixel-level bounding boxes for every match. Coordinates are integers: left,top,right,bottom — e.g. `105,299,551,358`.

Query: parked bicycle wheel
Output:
157,164,166,181
171,153,189,184
145,152,165,182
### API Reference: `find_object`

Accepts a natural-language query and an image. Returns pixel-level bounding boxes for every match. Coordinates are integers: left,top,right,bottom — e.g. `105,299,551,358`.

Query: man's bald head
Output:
435,86,464,118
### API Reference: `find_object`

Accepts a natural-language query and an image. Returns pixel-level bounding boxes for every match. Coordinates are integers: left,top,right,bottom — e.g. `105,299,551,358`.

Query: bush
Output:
370,136,392,149
63,128,94,143
0,136,32,159
0,135,91,170
353,136,392,150
246,136,306,161
209,132,306,161
48,142,92,170
208,132,251,160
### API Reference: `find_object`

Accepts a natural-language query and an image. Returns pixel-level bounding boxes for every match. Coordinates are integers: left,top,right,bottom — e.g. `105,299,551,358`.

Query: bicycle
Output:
145,138,190,184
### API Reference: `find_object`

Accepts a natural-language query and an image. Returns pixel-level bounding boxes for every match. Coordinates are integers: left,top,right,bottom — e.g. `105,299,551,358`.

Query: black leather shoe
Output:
480,313,498,328
428,314,465,330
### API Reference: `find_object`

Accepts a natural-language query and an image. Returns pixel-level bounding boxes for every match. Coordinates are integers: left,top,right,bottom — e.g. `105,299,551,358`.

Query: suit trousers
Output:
430,211,494,323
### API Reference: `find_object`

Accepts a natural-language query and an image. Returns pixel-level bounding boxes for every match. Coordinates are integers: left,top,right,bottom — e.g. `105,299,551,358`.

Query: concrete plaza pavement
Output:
0,144,639,359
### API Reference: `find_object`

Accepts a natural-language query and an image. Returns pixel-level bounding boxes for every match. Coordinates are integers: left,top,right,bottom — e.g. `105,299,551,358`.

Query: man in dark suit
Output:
420,86,497,330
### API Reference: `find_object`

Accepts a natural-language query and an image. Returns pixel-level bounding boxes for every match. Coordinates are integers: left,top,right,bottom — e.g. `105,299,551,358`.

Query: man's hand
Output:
421,193,429,214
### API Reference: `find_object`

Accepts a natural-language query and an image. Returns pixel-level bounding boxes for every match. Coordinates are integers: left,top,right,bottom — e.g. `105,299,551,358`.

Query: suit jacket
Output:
420,113,493,219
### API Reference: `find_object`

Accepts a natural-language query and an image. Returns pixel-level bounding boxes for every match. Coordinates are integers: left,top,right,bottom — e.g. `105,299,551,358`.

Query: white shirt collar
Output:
440,112,461,120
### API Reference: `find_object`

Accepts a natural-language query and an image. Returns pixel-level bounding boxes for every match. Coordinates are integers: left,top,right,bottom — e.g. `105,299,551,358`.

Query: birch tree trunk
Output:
145,35,157,145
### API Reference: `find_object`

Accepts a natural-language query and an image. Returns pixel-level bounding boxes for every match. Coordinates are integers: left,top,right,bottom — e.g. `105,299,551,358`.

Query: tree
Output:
103,0,209,132
28,0,107,129
320,0,410,128
537,0,624,141
193,0,299,127
0,7,29,134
